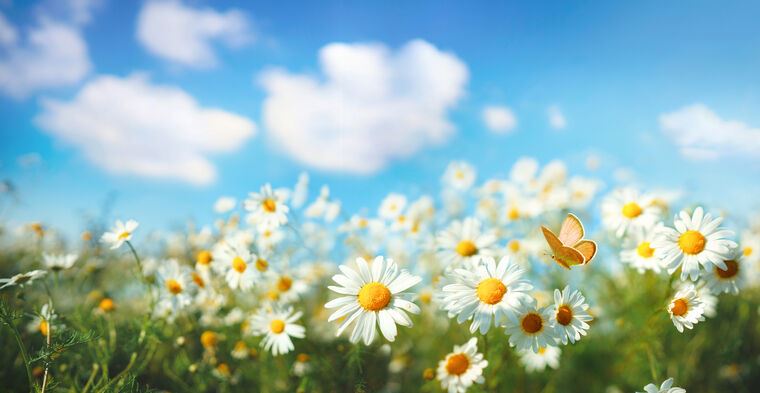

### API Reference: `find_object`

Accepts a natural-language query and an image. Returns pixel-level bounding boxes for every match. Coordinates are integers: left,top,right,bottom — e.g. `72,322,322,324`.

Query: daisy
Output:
652,207,737,281
441,256,533,334
437,217,497,269
668,284,705,333
155,259,193,317
249,305,305,356
244,184,289,229
28,302,57,337
436,337,488,393
43,253,77,272
265,271,309,304
443,161,476,191
601,188,660,238
621,224,665,273
212,239,258,290
378,193,407,220
637,378,686,393
551,286,593,344
704,250,744,295
519,345,561,372
213,196,237,214
0,270,47,290
305,186,341,222
325,256,421,344
504,302,558,353
100,219,139,249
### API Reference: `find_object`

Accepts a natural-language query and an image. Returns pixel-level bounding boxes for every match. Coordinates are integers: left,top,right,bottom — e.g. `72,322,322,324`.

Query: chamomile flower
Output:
621,224,665,273
28,302,57,337
325,256,421,344
437,217,497,269
155,259,193,317
504,302,558,353
601,188,660,238
43,253,77,271
637,378,686,393
441,256,533,334
244,184,289,229
668,284,705,333
378,193,407,220
519,345,561,372
551,286,592,344
249,305,305,356
443,161,476,191
100,219,139,249
213,239,258,290
305,186,341,222
704,250,745,295
0,269,47,290
652,207,737,281
266,271,309,304
436,337,488,393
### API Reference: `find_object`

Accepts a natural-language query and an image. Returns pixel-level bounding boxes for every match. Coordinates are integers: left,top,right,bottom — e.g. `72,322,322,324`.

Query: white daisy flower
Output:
637,378,686,393
28,302,57,337
155,259,193,317
325,256,421,345
291,172,310,209
249,305,305,356
668,284,705,333
443,161,476,191
519,345,561,372
504,302,558,353
100,219,139,249
437,217,497,269
266,271,309,304
652,207,737,281
244,184,289,229
213,196,237,214
436,337,488,393
43,253,77,272
620,223,665,273
378,193,407,220
551,286,593,344
441,256,533,334
305,186,341,222
601,188,661,238
212,239,258,290
0,269,47,290
703,250,744,295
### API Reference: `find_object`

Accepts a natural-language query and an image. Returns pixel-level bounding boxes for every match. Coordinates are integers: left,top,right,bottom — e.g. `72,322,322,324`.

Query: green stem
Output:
6,323,34,391
125,241,144,278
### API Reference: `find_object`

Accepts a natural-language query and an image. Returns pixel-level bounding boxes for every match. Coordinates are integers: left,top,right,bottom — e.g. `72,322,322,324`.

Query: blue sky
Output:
1,0,759,236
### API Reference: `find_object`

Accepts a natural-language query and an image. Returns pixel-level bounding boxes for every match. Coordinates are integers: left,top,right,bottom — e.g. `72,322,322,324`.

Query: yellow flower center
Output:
232,256,247,273
422,367,435,381
636,242,655,258
445,353,470,376
196,250,213,265
98,298,115,312
455,240,478,257
521,312,543,334
678,230,706,255
216,363,230,376
621,202,643,219
270,319,286,334
507,207,520,221
671,298,688,316
256,258,269,272
538,347,546,354
508,239,521,253
118,231,131,240
476,278,507,305
419,292,432,304
556,305,573,326
744,246,753,257
192,272,205,288
358,282,392,311
165,279,183,295
297,353,310,363
277,276,293,292
715,260,739,279
262,198,277,213
454,170,465,180
39,320,49,336
200,331,218,348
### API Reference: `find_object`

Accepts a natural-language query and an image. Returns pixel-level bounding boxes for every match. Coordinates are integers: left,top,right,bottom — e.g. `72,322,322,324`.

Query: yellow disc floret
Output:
455,240,478,257
269,319,285,334
621,202,643,219
637,242,655,258
679,230,706,255
445,353,470,376
521,313,543,334
476,278,507,305
358,282,392,311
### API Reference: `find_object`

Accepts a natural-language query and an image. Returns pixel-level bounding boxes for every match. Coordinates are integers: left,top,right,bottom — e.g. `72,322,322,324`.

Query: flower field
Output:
1,159,759,392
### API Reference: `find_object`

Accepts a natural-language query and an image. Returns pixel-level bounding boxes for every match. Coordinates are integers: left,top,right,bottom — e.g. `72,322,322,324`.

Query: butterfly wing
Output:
573,240,597,264
558,213,585,246
542,226,584,269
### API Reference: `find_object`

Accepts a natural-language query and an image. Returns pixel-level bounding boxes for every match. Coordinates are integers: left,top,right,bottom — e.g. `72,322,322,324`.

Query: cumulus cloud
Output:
259,39,468,174
35,74,256,185
482,105,517,134
659,104,760,161
0,17,91,98
547,105,566,130
137,0,252,69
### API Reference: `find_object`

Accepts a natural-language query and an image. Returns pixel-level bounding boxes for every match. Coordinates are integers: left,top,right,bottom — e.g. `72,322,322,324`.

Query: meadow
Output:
1,159,758,392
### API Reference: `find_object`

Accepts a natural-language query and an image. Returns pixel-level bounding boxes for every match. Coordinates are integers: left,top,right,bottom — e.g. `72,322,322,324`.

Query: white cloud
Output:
35,74,256,185
547,105,566,130
0,18,91,98
259,39,468,174
659,103,760,161
137,0,252,69
482,105,517,134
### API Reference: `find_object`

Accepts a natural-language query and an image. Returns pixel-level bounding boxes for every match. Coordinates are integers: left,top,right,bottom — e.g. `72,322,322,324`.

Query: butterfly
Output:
541,213,597,269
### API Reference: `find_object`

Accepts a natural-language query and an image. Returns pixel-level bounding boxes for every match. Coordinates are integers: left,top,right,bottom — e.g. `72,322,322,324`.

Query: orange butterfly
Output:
541,213,597,269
